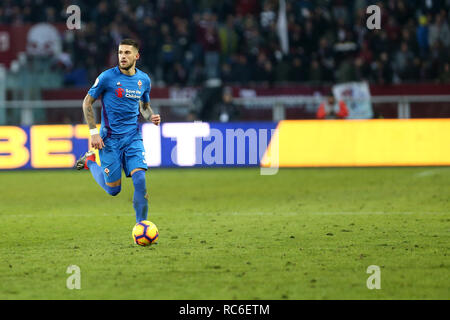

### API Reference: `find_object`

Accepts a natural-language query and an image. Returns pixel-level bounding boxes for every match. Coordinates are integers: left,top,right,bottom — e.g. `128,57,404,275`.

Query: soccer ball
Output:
132,220,159,246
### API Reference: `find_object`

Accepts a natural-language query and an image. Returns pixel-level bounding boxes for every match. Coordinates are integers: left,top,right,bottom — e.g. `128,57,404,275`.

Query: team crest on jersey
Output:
137,80,142,89
104,168,110,176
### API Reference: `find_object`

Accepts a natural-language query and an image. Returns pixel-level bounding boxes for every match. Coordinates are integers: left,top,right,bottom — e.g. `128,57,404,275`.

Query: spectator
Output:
236,0,259,16
404,57,424,82
354,57,371,82
260,1,276,30
198,14,221,79
374,52,394,84
400,29,419,54
358,41,374,65
439,62,450,83
159,33,176,84
288,56,305,82
309,59,323,84
173,63,188,86
221,63,234,83
336,56,357,83
218,15,239,59
429,14,450,48
318,37,336,81
417,15,430,56
188,62,205,85
253,52,272,83
385,16,401,42
275,55,291,83
231,54,252,83
214,87,240,122
316,95,349,120
394,42,415,81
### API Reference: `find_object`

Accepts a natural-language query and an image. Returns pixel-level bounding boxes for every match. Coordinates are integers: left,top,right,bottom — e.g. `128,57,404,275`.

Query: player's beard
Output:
120,61,135,71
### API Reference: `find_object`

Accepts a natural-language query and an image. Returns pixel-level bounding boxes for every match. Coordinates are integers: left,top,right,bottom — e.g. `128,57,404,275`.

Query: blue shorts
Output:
99,129,147,183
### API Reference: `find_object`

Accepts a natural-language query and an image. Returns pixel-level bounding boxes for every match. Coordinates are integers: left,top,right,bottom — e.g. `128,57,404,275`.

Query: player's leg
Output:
131,168,149,223
88,158,121,196
123,134,149,222
76,142,122,196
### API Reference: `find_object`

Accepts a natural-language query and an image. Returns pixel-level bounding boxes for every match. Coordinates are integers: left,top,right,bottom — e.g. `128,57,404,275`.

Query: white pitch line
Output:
227,211,440,216
0,211,447,219
414,168,449,178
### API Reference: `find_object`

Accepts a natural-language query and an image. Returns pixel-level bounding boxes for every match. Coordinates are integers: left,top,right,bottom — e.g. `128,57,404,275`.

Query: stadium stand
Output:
0,0,449,87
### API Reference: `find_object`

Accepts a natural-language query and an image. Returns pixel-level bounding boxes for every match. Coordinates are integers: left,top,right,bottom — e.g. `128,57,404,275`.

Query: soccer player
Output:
76,38,161,223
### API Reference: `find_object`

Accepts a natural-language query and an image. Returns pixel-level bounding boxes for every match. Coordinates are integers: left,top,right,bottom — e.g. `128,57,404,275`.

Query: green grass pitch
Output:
0,167,448,300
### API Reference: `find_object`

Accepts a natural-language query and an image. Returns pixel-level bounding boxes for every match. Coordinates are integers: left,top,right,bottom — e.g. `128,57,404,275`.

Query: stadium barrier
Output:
2,95,450,125
1,120,449,170
2,83,450,125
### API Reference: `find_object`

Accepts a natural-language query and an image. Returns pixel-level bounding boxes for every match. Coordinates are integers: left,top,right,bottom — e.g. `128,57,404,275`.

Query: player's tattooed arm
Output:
139,101,151,119
140,101,161,126
82,94,97,129
82,94,104,149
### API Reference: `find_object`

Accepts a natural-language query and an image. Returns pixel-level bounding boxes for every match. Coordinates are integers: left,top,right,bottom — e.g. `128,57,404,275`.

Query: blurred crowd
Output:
1,0,450,87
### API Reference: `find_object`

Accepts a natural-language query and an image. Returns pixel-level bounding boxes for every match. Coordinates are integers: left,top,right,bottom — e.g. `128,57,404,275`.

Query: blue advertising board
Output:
0,122,277,170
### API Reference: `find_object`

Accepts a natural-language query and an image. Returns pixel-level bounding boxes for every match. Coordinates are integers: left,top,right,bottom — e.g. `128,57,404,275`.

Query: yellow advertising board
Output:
262,119,450,167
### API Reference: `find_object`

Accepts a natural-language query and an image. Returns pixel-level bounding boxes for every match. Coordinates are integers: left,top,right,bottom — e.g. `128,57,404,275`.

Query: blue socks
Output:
86,160,121,196
87,160,148,222
132,170,149,223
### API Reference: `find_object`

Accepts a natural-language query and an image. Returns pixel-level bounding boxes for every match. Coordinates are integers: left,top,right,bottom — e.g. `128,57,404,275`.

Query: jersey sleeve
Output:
141,76,151,103
87,72,108,99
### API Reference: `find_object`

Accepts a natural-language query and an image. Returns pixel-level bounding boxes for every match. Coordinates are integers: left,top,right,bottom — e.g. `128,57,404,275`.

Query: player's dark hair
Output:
119,38,140,51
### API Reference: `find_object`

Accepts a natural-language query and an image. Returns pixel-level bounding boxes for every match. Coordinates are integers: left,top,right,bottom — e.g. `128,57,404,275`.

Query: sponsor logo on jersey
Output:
125,88,142,99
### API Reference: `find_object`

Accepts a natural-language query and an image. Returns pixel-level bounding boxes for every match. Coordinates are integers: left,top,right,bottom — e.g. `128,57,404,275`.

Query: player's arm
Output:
82,94,104,149
140,101,161,126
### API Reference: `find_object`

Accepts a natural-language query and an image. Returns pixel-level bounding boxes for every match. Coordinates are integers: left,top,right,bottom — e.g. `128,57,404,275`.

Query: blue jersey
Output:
88,66,151,136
